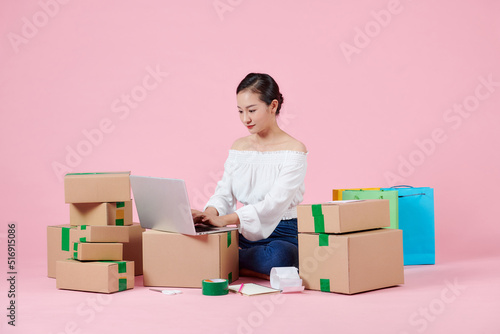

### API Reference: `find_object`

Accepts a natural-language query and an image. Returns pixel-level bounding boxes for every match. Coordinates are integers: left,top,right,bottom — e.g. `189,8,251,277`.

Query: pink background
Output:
1,1,499,333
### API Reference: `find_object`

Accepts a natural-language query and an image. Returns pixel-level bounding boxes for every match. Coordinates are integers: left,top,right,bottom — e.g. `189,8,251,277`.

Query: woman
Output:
192,73,307,279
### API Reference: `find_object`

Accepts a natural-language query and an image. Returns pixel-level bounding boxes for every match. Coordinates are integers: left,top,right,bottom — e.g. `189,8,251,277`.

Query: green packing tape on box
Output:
118,278,127,291
320,278,331,292
61,227,71,251
311,204,325,233
202,278,229,296
319,234,329,246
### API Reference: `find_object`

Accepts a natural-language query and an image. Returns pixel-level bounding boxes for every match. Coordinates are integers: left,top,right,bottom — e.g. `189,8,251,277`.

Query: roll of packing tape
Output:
270,267,303,291
202,278,229,296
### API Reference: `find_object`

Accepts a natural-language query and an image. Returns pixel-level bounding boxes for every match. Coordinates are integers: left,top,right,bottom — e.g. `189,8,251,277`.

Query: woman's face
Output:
236,90,277,134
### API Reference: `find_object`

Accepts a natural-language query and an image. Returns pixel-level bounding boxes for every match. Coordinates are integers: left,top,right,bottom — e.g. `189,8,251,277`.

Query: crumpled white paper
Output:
270,267,304,293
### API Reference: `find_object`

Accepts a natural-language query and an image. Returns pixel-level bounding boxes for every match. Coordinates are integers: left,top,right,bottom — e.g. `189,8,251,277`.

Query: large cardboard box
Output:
69,201,133,226
72,242,123,261
47,223,144,277
56,259,134,293
297,200,390,234
64,172,131,203
143,230,239,288
298,229,404,294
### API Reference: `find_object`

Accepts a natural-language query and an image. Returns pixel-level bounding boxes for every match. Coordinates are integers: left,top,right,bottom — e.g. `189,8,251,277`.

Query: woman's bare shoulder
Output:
284,135,308,153
231,136,252,150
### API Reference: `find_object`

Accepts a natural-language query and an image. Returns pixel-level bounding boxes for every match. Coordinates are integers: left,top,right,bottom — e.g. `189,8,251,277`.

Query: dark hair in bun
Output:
236,73,284,115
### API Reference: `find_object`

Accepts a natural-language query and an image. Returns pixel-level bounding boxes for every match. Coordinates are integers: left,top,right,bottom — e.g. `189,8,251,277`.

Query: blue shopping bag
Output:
381,186,435,265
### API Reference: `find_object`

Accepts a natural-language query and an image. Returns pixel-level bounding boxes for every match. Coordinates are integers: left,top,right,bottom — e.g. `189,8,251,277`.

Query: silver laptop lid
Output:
130,175,197,235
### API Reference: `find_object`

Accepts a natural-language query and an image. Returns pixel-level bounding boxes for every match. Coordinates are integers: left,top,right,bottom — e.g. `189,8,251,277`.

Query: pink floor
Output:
3,254,499,334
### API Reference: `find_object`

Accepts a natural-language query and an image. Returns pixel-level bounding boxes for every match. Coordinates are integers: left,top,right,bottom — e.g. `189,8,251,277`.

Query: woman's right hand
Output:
191,207,219,224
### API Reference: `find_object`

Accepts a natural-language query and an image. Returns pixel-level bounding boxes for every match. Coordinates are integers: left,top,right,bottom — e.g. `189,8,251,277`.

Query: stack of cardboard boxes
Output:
297,199,404,294
47,172,144,293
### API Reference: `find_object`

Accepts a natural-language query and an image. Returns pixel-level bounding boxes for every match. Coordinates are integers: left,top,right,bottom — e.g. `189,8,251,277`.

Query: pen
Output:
237,283,244,294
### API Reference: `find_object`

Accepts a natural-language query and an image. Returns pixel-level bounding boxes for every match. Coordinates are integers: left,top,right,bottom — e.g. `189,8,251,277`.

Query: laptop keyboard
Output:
194,224,217,232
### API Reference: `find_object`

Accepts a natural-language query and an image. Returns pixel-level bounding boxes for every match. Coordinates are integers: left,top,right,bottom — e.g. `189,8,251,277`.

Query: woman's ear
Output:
270,99,279,114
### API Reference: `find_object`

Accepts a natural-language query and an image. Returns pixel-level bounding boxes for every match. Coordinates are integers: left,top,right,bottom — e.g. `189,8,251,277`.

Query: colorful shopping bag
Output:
341,189,398,229
381,186,435,265
332,188,380,201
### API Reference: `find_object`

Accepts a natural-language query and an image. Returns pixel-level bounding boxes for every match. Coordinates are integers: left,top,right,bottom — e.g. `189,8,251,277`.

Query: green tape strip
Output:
61,227,70,251
118,278,127,291
227,232,231,248
79,237,86,243
311,204,325,233
319,234,329,246
228,272,232,283
117,261,126,273
320,279,330,292
116,202,125,208
72,243,79,259
80,225,87,230
116,219,124,226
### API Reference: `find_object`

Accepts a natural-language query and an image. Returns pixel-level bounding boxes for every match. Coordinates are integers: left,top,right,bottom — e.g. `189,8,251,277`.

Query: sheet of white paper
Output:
228,283,280,296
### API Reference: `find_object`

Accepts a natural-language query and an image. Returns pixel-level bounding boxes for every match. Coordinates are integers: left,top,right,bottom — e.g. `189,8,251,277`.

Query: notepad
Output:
228,283,281,296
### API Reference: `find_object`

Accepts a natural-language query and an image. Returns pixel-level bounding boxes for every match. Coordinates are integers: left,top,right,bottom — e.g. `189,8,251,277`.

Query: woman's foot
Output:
239,268,270,280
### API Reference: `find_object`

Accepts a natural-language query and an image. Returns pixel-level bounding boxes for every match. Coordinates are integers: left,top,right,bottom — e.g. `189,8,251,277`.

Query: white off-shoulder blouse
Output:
204,150,307,241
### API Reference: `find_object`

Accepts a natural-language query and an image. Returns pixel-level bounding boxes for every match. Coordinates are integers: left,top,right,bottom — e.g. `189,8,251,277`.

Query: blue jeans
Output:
239,218,298,275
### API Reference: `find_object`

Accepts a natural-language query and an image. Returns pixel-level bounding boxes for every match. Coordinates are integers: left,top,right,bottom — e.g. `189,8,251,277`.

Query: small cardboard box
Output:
64,172,131,203
56,259,134,293
332,188,380,201
72,242,123,261
143,230,239,288
297,200,390,234
47,223,144,277
298,229,404,294
69,201,133,226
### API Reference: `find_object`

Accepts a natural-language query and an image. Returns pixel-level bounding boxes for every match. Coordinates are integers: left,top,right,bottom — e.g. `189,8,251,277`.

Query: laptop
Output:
130,175,238,235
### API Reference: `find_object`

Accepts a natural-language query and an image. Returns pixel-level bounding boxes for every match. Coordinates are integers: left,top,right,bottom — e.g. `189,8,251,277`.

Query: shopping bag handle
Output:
388,185,427,197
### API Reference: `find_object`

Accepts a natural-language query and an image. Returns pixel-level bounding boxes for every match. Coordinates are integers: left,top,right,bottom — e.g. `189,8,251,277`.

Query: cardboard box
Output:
342,189,399,230
47,223,144,278
56,259,134,293
143,230,239,288
122,223,144,276
72,242,122,261
332,188,380,201
69,201,133,226
64,172,131,203
298,229,404,294
297,200,390,234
